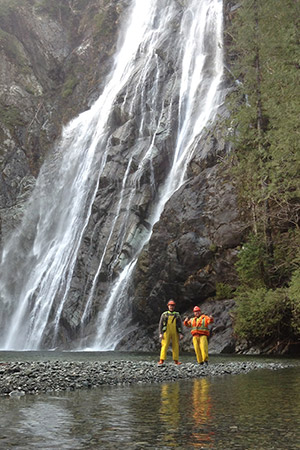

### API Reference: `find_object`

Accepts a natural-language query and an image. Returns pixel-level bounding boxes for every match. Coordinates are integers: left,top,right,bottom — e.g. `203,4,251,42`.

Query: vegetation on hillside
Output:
226,0,300,350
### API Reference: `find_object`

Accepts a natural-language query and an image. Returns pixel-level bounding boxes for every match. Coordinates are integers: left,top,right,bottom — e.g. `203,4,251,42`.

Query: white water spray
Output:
0,0,224,350
91,0,224,350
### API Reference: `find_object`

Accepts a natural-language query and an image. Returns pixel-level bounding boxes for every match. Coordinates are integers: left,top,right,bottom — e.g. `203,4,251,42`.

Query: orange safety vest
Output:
190,315,213,337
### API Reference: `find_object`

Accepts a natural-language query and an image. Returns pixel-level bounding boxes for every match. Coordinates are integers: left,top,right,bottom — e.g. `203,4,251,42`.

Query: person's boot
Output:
174,360,182,365
157,359,164,366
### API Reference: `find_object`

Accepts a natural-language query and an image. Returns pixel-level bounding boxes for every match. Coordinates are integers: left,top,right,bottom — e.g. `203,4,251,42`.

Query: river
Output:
0,352,299,449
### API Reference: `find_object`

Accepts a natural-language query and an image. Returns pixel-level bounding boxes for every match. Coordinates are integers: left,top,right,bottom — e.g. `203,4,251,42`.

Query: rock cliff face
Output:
0,0,245,352
0,0,126,238
114,118,246,353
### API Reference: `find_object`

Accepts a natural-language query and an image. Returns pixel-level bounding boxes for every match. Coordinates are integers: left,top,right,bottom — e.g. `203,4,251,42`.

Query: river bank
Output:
0,360,292,397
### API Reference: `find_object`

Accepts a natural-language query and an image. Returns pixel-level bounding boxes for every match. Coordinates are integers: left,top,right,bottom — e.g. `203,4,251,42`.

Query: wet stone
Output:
0,360,293,397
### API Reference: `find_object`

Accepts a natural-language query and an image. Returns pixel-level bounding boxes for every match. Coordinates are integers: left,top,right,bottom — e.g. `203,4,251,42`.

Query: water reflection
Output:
189,379,214,448
20,402,76,447
159,383,181,446
0,366,299,448
0,397,82,449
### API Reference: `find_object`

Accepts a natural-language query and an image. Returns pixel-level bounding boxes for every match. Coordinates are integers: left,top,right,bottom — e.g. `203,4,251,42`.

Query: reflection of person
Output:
158,300,183,366
184,306,214,365
190,378,213,447
159,383,180,426
159,383,180,447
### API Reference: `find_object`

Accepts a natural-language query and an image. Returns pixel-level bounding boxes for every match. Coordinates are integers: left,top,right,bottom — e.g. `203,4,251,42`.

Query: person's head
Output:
167,299,176,311
193,306,201,317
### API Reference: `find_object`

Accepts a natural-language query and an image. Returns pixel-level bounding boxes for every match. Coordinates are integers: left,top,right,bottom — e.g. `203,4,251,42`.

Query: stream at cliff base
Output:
0,353,299,449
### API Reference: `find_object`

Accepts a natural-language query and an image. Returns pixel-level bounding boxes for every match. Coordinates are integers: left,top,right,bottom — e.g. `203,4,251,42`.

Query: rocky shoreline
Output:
0,360,292,397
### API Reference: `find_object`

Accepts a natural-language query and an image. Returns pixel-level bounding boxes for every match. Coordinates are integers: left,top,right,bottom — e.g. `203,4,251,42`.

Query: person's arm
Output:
183,317,191,327
176,314,183,338
158,313,164,338
207,315,214,337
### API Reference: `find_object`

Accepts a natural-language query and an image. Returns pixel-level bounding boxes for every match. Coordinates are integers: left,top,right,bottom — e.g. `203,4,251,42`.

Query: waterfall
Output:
0,0,224,350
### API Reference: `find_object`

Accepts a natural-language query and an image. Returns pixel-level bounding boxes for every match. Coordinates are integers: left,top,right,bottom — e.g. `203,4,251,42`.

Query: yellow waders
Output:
192,335,209,363
160,314,179,361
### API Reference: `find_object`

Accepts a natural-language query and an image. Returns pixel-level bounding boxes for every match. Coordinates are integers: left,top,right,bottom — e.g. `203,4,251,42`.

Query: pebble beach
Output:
0,360,291,397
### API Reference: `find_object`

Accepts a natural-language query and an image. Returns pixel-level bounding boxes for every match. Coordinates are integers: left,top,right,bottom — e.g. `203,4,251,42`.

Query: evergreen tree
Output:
228,0,299,241
226,0,300,348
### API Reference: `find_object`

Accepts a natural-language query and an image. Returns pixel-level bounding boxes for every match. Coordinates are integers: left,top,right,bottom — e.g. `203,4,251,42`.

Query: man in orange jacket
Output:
184,306,214,365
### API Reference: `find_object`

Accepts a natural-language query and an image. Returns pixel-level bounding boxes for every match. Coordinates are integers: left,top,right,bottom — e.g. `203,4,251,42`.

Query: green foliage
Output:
234,231,300,343
226,0,300,226
62,76,78,98
288,268,300,335
92,5,117,41
235,234,268,288
227,0,300,347
0,104,25,128
235,228,300,289
94,11,105,30
215,283,234,300
209,243,218,253
271,228,300,284
234,287,290,342
24,85,36,96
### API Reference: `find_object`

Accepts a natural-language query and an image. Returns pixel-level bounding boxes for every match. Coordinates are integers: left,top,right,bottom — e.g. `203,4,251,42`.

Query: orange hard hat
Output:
167,300,176,306
193,306,201,312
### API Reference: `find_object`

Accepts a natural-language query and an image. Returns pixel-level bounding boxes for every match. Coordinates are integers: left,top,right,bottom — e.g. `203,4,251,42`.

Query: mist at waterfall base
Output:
0,0,225,351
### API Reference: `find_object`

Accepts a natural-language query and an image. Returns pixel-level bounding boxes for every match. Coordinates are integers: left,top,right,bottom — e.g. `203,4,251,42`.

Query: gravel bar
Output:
0,360,292,397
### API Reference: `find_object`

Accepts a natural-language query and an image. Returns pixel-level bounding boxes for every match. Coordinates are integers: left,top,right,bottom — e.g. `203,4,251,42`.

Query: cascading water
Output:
0,0,224,350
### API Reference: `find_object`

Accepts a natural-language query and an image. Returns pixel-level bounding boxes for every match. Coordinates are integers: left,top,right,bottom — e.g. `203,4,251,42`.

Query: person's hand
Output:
179,333,184,340
159,334,163,340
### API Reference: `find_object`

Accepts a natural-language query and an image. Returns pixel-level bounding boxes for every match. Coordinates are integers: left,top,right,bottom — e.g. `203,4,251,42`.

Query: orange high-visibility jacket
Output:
184,314,214,336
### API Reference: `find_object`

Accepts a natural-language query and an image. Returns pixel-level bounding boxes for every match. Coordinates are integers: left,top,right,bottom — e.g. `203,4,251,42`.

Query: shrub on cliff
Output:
233,234,300,346
288,268,300,336
234,287,290,342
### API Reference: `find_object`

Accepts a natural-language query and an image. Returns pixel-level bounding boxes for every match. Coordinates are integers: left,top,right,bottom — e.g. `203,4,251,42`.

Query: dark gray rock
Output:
116,298,236,355
132,158,245,326
0,359,292,396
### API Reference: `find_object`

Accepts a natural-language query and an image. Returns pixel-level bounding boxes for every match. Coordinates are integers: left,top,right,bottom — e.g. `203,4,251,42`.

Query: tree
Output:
226,0,300,348
228,0,299,246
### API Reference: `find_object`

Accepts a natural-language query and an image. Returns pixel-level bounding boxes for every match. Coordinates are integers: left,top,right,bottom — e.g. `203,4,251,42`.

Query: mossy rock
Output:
0,0,21,19
62,76,78,98
34,0,70,21
93,6,117,40
0,104,25,129
0,28,31,73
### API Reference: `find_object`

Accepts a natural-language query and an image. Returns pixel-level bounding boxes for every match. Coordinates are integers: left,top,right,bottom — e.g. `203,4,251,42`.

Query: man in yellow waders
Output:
184,306,214,365
158,300,183,366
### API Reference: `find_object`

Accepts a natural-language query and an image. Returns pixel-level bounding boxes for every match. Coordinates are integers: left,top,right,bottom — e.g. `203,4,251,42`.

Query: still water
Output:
0,353,299,449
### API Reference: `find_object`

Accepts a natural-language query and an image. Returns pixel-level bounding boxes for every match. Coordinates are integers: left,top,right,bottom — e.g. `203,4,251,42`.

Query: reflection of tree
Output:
159,383,181,446
188,378,214,448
